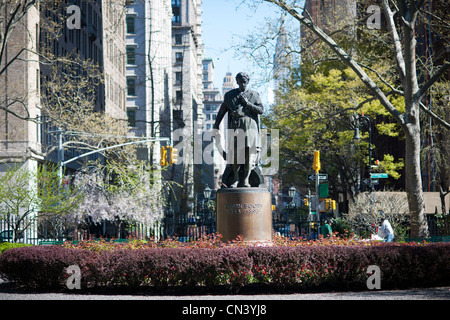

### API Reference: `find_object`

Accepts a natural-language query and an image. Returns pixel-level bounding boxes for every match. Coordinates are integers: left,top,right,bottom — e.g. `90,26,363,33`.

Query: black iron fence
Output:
166,213,216,242
0,215,39,245
0,212,445,245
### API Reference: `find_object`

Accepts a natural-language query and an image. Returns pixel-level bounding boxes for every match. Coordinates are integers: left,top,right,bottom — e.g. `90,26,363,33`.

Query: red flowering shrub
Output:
0,246,97,289
0,242,449,292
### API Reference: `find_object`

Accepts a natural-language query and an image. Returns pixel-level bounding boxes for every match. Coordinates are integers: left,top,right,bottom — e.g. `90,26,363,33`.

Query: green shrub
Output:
0,242,32,254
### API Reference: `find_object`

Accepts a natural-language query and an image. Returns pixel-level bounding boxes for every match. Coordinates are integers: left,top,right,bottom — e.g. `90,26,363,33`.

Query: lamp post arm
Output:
61,137,170,166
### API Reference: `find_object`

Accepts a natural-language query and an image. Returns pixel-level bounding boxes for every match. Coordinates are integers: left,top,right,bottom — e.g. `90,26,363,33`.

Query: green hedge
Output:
0,242,32,254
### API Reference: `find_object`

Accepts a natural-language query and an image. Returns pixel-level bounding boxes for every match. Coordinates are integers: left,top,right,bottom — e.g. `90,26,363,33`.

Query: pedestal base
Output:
216,188,272,243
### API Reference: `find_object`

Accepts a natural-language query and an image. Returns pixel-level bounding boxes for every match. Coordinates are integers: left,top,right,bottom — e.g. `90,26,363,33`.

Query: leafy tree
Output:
0,164,82,242
264,64,405,209
241,0,449,237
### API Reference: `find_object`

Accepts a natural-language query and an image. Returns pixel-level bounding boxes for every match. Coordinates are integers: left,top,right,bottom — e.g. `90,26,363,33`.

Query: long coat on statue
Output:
213,87,265,187
218,87,263,151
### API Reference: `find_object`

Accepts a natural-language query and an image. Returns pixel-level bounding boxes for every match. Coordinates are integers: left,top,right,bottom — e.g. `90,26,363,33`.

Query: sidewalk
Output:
1,279,449,300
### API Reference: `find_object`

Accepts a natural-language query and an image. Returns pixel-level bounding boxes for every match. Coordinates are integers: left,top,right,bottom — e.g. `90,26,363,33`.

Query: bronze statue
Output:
213,72,264,188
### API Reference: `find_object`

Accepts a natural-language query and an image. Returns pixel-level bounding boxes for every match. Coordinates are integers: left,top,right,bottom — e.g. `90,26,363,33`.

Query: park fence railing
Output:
0,214,39,245
0,212,445,245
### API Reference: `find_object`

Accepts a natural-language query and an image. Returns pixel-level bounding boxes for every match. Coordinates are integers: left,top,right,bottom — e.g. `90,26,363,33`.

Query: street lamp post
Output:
203,184,212,201
203,185,213,234
353,114,373,192
288,186,296,203
288,186,296,238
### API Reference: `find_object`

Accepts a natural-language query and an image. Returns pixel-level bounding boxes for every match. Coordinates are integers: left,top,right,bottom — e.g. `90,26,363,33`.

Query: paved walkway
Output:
1,280,449,300
1,282,447,319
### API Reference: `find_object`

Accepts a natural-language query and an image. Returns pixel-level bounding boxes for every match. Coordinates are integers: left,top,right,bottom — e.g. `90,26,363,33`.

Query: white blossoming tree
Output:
70,161,167,239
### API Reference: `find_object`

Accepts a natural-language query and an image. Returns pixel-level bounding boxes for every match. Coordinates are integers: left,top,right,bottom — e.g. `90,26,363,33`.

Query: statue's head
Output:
236,72,250,91
236,72,250,83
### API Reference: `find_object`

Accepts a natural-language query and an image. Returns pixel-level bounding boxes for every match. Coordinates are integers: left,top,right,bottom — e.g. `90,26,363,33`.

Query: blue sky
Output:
201,0,282,103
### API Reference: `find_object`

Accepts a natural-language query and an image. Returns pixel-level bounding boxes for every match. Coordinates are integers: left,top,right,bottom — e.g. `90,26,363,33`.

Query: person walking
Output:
379,216,394,242
320,219,333,238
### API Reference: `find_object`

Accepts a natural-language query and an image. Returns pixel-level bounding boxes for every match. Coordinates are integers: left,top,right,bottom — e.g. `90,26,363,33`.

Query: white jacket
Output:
379,219,394,238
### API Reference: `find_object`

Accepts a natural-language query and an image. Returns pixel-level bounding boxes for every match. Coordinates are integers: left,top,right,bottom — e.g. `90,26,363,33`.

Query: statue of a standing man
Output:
213,72,264,188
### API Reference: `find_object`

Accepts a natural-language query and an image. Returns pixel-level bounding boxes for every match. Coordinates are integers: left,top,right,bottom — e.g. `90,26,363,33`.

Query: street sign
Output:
308,173,328,181
370,173,388,179
319,183,329,197
363,178,380,185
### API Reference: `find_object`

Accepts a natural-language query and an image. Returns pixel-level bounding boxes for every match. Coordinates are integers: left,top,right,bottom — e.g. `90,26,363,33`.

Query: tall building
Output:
303,0,357,32
125,0,173,165
222,71,235,96
103,0,127,120
0,3,41,174
201,58,224,190
273,23,292,97
301,0,357,56
0,1,126,242
1,1,126,172
171,0,204,216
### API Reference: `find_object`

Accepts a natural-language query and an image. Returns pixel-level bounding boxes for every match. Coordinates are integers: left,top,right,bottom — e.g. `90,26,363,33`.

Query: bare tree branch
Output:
383,0,407,87
415,62,450,103
419,101,450,129
264,0,404,126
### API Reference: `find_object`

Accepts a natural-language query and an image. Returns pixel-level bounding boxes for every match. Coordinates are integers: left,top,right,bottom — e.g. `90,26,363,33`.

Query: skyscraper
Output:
273,23,292,93
171,0,204,216
222,71,235,96
202,58,224,190
125,0,173,165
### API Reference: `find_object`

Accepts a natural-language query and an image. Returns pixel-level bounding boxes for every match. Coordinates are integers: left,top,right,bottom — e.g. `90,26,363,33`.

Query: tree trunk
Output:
404,120,429,238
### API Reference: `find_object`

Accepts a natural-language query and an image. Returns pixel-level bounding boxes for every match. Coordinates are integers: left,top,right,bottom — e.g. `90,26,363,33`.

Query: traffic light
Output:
304,198,309,206
325,199,337,211
312,150,320,173
160,146,168,166
168,146,178,165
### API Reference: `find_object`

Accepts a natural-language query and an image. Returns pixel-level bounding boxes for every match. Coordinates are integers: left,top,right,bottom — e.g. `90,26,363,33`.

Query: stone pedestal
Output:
216,188,272,243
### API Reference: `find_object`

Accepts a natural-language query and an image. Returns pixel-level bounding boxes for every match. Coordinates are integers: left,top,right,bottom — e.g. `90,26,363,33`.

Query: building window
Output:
172,0,180,24
205,104,211,111
127,77,136,96
126,16,135,34
126,46,136,65
127,110,136,127
176,90,182,103
175,71,182,84
175,34,182,45
36,69,39,91
175,52,183,63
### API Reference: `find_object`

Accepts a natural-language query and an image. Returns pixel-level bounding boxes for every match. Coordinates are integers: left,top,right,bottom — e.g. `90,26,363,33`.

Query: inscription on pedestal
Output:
224,203,263,215
217,188,272,243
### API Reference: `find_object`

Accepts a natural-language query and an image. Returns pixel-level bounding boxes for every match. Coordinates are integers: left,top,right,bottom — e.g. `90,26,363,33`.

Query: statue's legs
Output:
237,148,252,188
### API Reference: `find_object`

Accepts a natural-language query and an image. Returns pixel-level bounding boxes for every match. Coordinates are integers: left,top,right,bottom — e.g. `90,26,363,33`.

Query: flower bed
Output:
1,237,449,292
